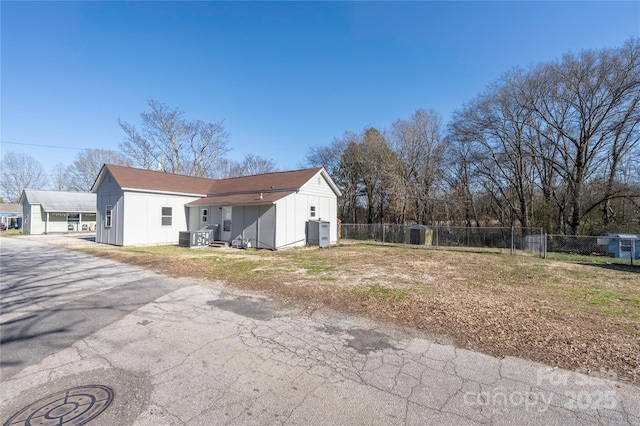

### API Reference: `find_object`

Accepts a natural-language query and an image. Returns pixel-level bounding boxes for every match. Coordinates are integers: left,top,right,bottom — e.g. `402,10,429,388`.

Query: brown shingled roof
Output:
98,164,215,195
207,168,322,196
94,165,326,200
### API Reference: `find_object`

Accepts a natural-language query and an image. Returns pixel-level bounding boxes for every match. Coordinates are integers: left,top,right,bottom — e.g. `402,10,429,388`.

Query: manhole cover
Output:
4,385,115,426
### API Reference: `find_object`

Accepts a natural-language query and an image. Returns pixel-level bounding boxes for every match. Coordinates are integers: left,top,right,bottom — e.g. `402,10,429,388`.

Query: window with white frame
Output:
68,213,80,230
162,207,172,226
223,207,231,231
105,205,112,227
202,208,208,223
309,205,316,218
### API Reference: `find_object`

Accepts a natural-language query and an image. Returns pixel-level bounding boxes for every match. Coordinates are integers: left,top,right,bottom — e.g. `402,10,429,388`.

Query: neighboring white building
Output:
18,190,97,235
91,164,341,248
0,203,22,229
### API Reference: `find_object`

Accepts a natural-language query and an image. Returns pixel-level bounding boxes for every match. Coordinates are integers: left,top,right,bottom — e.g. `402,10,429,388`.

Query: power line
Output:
0,140,86,150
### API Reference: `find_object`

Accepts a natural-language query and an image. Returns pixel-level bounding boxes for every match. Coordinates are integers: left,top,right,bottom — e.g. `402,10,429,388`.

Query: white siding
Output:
299,172,336,197
35,205,46,234
22,204,45,235
274,189,338,249
187,207,200,231
93,167,339,248
187,205,223,234
96,172,125,245
209,207,222,232
274,195,308,249
95,170,201,246
122,192,199,246
274,197,294,248
47,214,69,233
23,202,98,235
96,191,123,245
80,213,97,231
298,170,339,244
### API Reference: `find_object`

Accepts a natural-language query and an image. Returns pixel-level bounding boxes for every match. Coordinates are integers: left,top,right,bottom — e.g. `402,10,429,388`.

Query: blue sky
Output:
2,1,639,177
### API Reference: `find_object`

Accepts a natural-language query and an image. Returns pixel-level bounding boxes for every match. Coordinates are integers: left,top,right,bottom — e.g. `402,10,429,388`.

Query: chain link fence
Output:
546,235,606,256
340,224,545,256
546,234,638,265
339,224,639,264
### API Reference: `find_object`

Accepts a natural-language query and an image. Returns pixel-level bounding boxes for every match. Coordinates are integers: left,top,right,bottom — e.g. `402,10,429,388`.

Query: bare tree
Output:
0,152,47,202
119,98,230,177
305,136,351,221
360,128,396,224
65,149,132,191
390,109,446,224
524,39,640,234
449,70,537,228
442,136,483,226
446,40,640,234
335,132,363,223
223,154,279,178
599,42,640,226
49,163,69,191
304,139,346,178
336,128,396,224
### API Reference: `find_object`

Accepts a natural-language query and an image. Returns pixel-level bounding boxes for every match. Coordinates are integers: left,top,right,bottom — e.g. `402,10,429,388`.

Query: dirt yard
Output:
72,240,639,385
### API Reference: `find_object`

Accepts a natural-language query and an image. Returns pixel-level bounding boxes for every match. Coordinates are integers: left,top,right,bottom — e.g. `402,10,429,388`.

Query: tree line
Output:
2,41,638,235
306,40,640,235
0,98,278,203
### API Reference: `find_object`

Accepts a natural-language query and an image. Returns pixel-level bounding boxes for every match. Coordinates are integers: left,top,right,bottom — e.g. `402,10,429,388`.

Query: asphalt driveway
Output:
1,236,638,425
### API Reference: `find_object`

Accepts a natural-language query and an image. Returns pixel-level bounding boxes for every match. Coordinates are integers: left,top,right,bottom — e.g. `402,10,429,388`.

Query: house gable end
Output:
93,168,122,194
299,168,341,198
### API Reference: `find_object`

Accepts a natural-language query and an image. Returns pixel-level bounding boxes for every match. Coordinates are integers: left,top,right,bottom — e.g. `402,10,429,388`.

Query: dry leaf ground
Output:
74,240,640,385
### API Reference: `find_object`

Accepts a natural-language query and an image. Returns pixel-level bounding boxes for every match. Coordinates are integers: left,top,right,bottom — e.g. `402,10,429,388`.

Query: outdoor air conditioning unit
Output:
179,229,214,248
308,219,330,248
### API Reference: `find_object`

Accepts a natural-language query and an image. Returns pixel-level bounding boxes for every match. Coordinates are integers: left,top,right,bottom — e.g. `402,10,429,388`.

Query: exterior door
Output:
200,207,209,229
221,206,232,241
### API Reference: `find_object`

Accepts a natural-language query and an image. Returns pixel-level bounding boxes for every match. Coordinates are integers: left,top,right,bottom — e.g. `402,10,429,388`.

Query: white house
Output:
91,164,341,248
19,189,97,235
0,203,22,229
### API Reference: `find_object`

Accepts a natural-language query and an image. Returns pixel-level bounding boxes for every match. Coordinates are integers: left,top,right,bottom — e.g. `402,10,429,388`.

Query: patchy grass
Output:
568,288,640,316
75,241,640,384
547,251,639,268
352,284,409,300
0,229,23,238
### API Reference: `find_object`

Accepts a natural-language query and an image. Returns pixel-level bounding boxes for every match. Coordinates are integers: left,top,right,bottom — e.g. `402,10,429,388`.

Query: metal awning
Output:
20,190,96,213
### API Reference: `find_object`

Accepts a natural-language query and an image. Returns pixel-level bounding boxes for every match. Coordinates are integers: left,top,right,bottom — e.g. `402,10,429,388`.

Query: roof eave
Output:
314,168,342,197
122,187,208,197
90,164,109,193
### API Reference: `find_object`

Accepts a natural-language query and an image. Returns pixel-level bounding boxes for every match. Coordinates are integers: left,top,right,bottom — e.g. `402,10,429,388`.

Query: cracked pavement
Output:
1,237,639,425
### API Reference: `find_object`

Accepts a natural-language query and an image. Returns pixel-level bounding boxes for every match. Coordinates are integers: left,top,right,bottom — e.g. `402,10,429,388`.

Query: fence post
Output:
544,233,547,259
435,225,439,248
539,228,543,258
382,224,385,244
510,226,514,255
